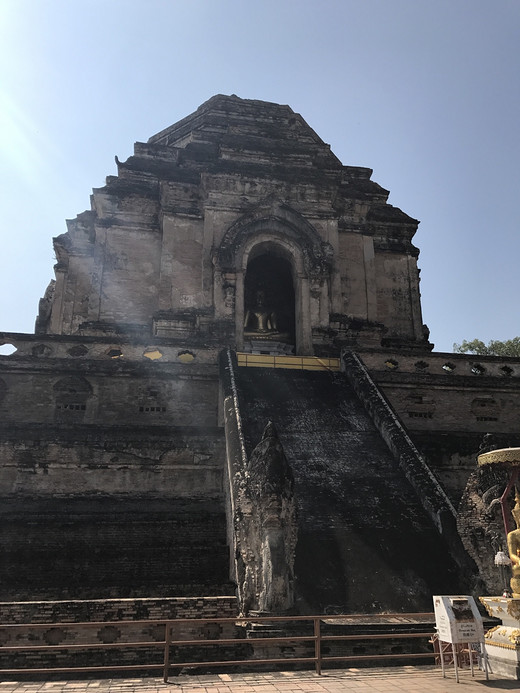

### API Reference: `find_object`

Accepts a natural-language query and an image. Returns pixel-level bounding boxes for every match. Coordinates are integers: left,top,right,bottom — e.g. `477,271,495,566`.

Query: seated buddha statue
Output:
244,290,279,334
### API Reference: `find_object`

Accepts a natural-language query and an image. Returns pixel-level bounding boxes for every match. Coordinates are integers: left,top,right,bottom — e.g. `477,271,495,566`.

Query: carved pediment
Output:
217,199,333,278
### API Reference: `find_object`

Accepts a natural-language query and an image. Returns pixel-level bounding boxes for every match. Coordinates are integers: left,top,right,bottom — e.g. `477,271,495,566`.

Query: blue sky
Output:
0,0,519,352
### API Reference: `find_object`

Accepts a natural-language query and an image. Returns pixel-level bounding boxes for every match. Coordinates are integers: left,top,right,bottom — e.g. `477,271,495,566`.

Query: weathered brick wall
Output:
0,596,242,672
412,431,517,504
383,383,520,435
374,252,421,341
0,596,237,624
0,359,220,429
0,436,225,499
0,498,231,601
0,339,230,600
361,350,520,436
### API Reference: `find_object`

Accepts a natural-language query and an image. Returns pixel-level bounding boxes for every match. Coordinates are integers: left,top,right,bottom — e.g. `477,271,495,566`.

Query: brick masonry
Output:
0,596,240,671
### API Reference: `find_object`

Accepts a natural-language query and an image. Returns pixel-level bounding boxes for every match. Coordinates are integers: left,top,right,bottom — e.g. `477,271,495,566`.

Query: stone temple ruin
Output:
1,95,520,621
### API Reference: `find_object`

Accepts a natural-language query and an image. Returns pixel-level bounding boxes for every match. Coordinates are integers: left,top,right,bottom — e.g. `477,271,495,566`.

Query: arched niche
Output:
216,207,332,355
53,376,93,421
235,236,312,355
53,375,93,395
244,247,296,353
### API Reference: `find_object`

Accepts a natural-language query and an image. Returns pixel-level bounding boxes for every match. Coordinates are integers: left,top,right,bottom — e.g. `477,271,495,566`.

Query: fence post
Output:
314,617,322,675
163,621,171,683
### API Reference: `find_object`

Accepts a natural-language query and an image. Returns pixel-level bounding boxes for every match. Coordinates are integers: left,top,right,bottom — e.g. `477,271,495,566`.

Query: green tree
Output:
453,337,520,357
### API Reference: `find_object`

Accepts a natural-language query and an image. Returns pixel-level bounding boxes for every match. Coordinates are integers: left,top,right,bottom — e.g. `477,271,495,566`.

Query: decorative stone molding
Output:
217,201,332,280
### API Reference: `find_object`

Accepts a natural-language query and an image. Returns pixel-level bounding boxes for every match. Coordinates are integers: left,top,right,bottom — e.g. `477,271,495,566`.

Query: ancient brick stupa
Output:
1,95,520,616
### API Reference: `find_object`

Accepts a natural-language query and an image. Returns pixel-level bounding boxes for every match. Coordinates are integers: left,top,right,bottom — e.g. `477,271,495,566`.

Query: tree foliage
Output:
453,337,520,357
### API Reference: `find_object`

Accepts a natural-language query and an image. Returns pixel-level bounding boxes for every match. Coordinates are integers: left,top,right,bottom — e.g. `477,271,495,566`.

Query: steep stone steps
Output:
234,366,464,613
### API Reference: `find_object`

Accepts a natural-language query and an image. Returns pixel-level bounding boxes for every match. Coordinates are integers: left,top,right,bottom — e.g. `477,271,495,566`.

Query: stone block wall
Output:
0,436,224,500
0,498,231,601
0,337,231,601
0,341,220,430
0,595,237,624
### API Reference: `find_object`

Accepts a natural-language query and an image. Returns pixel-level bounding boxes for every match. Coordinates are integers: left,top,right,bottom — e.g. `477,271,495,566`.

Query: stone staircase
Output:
226,355,466,614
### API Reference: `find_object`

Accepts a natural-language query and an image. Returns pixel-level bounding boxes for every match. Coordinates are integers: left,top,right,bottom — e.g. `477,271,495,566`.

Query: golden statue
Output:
507,490,520,597
244,290,278,334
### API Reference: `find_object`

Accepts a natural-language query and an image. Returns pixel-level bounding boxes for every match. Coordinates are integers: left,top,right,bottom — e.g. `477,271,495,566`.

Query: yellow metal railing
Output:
236,353,340,371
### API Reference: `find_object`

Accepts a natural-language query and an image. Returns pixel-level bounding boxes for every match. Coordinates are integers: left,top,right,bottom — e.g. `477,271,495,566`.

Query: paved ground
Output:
0,666,518,692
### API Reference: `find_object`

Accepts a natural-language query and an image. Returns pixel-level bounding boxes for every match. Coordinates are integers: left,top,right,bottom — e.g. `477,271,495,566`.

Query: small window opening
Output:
471,397,498,421
384,359,398,370
143,348,163,360
56,403,86,411
43,628,66,646
68,345,88,357
32,344,51,357
408,411,433,419
352,645,367,655
0,343,17,356
471,364,486,375
442,362,455,372
501,365,514,376
414,360,429,370
178,350,195,363
106,347,123,359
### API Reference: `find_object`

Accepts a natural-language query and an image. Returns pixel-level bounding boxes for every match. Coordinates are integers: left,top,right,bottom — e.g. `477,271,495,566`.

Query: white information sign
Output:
433,595,484,644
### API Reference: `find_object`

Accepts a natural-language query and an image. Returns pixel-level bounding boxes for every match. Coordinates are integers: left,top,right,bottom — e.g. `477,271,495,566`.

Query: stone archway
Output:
216,204,332,355
235,235,311,355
